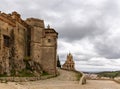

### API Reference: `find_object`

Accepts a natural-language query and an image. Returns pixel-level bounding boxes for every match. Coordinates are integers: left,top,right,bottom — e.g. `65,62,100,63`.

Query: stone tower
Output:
62,53,75,70
26,18,58,75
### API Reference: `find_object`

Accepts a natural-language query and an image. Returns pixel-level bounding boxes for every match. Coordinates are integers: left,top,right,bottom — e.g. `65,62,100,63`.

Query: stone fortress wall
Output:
0,11,58,76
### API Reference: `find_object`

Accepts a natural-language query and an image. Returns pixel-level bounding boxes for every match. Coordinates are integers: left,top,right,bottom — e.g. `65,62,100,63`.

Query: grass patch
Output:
23,56,31,61
18,69,35,77
0,74,8,77
97,71,120,78
42,71,49,76
74,71,82,81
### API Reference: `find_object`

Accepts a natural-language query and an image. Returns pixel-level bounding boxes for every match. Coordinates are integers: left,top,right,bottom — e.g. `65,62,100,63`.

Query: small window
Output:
54,38,56,41
3,35,10,47
48,39,51,43
18,28,19,33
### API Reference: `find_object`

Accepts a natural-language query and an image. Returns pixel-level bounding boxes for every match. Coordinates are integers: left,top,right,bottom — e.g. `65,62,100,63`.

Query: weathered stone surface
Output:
26,18,58,75
0,11,58,76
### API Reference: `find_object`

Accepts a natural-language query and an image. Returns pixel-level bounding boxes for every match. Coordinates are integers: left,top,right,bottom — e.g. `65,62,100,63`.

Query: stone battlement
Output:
0,11,28,27
26,18,44,28
0,12,15,27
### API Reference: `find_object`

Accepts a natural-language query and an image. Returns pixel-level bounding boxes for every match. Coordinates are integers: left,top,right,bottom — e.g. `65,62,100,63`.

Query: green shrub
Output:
98,71,120,78
0,74,8,77
76,73,82,81
18,69,35,77
23,56,31,61
42,71,49,76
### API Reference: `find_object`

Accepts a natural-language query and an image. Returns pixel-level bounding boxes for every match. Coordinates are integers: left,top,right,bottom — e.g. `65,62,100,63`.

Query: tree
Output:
57,55,61,68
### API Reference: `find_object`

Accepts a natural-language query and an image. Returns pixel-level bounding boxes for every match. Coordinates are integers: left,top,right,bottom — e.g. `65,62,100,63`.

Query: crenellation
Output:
12,11,21,18
0,13,16,27
26,18,44,22
26,18,44,28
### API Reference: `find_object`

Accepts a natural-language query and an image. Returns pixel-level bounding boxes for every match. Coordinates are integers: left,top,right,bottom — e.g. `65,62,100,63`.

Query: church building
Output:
62,53,75,70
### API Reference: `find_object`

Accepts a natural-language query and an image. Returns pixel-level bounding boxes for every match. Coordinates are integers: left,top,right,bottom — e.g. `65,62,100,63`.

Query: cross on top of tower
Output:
47,24,50,29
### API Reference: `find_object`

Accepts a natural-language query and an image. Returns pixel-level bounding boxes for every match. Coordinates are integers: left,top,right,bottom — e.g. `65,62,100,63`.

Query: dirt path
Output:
0,69,120,89
84,80,120,89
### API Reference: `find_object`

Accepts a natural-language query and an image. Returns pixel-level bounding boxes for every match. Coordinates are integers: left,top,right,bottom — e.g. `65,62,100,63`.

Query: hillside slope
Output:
0,69,82,89
55,69,82,81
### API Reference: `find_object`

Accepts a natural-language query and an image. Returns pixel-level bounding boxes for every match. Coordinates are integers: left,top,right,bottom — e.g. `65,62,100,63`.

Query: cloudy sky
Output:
1,0,120,72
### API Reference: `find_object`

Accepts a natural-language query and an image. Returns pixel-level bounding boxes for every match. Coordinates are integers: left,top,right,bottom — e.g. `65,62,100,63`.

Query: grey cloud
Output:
58,54,66,61
74,57,89,62
94,41,120,59
102,0,120,17
58,18,107,41
86,62,105,66
1,0,120,71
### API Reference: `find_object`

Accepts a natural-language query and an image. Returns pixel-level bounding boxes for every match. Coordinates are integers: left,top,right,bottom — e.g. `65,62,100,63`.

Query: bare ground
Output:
0,69,120,89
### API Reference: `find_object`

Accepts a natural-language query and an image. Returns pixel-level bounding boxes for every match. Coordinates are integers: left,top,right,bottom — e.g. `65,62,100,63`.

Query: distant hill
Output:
97,71,120,78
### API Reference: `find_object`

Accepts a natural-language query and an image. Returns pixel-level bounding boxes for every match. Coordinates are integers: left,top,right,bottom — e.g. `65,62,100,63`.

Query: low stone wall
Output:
72,70,86,85
114,77,120,84
79,71,86,85
0,75,55,82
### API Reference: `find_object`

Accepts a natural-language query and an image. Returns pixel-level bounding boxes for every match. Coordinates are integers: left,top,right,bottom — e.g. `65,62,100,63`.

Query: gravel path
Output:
0,69,119,89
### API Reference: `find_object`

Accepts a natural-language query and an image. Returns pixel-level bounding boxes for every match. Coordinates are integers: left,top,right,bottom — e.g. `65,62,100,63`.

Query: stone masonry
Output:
0,11,58,76
62,53,75,71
